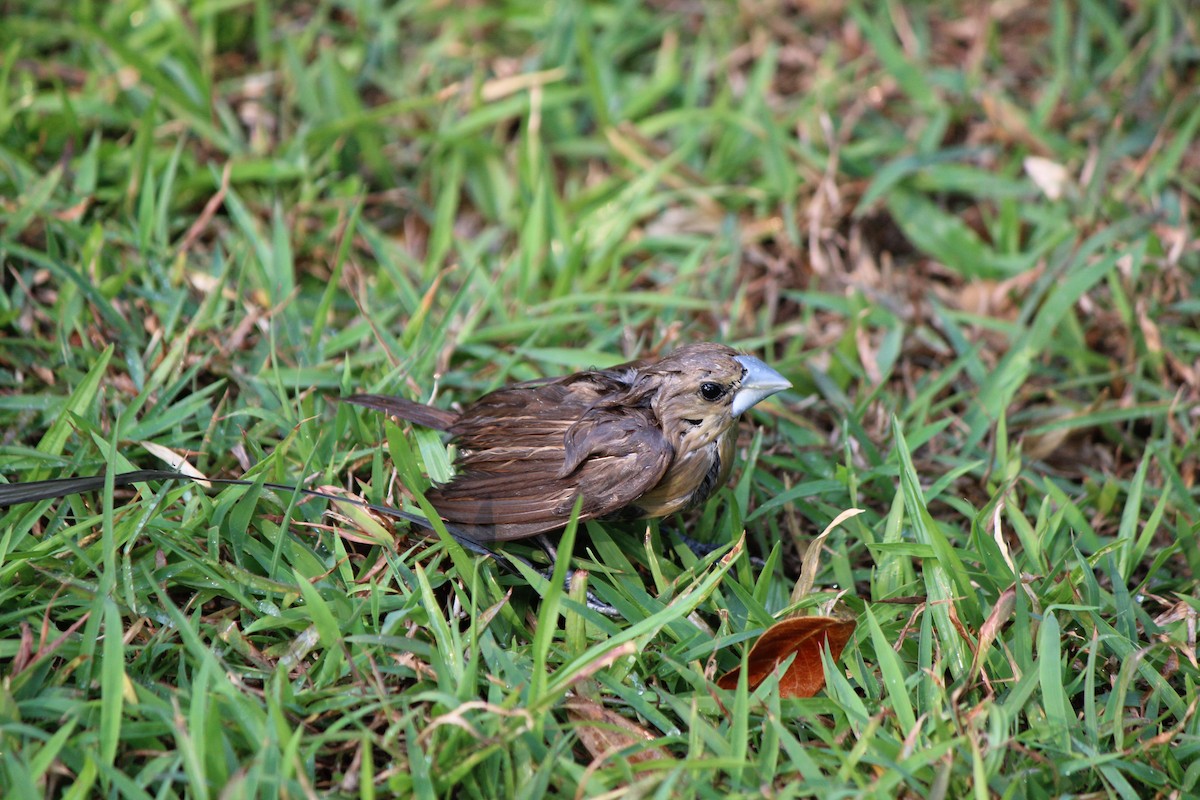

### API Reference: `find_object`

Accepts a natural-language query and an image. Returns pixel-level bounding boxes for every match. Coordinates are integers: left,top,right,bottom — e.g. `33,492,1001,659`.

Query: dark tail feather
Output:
339,394,458,431
0,469,196,506
0,469,518,568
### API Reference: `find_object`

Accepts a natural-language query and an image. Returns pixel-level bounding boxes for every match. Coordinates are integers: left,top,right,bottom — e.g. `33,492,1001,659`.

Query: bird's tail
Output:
0,468,511,564
339,394,458,431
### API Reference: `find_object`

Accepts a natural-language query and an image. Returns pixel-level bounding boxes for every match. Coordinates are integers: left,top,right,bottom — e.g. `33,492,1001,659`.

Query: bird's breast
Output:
629,436,731,518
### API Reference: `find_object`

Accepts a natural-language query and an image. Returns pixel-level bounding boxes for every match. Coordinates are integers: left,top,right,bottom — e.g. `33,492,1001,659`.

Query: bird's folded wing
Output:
426,407,673,541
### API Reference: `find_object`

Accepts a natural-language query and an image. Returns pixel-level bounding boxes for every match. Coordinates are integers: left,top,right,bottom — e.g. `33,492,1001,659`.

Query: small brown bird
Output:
344,342,791,543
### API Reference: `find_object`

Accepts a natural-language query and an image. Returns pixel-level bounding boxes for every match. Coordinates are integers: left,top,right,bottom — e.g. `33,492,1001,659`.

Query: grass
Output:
2,0,1198,797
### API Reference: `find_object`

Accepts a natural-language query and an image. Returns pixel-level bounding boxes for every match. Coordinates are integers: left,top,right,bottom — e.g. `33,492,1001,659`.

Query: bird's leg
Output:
470,541,529,575
534,533,559,563
533,534,620,617
667,526,767,568
670,528,725,557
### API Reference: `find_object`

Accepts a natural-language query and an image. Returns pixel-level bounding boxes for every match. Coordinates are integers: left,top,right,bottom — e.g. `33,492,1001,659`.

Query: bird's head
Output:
637,343,792,450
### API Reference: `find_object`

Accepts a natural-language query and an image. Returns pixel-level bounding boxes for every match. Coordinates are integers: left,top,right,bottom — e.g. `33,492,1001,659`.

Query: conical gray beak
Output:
731,355,791,416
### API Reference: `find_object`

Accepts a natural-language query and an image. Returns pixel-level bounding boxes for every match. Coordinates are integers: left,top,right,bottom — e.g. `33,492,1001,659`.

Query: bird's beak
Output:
731,355,792,416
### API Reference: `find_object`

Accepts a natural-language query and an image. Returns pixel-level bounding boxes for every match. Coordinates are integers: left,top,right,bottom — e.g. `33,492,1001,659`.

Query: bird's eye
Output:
699,382,724,401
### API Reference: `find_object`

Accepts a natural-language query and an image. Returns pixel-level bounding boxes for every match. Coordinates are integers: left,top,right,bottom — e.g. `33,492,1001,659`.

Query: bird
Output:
0,343,790,559
342,342,791,544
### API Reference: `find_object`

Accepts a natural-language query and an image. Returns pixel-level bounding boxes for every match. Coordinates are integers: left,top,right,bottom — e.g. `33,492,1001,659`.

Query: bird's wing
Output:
427,398,673,541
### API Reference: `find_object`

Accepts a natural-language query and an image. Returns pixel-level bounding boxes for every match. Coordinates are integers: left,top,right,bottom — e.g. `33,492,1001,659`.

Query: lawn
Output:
1,1,1198,797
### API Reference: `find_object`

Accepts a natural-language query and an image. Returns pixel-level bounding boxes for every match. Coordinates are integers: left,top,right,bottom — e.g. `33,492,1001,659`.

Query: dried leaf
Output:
792,508,864,603
938,264,1042,319
138,442,210,485
480,67,566,101
565,697,673,767
717,616,856,698
1024,156,1071,200
969,585,1016,686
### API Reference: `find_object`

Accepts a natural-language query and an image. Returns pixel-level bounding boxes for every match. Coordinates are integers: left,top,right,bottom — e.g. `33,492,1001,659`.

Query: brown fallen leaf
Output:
717,616,856,698
565,696,673,768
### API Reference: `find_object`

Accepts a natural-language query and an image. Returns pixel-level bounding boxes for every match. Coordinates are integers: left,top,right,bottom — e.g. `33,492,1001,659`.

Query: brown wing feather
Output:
346,362,671,541
428,400,673,541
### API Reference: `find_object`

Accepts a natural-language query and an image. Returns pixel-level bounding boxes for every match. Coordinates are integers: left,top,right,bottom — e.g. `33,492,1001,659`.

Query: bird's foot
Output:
669,528,766,568
532,535,621,616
